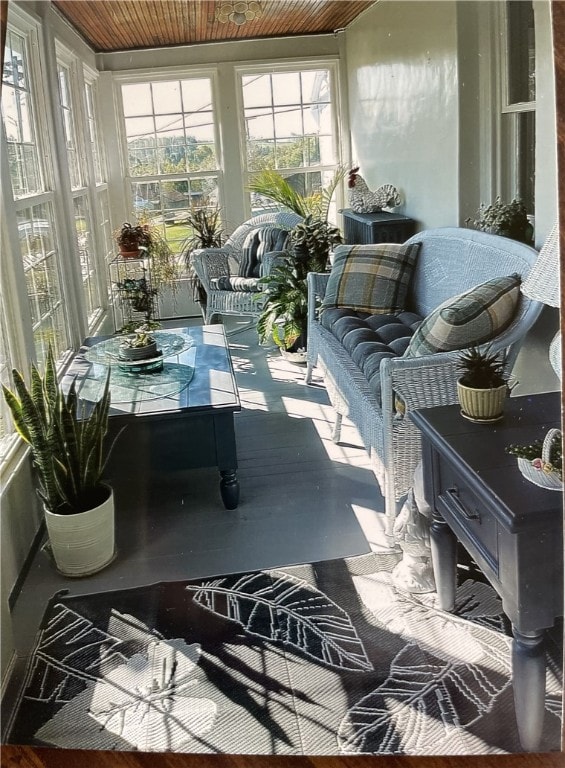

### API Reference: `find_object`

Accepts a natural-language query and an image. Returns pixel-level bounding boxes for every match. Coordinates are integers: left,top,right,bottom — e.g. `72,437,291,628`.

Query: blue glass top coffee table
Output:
64,325,241,509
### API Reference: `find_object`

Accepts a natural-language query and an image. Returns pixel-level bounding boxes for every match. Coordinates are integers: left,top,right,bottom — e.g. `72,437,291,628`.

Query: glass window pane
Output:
507,0,535,104
180,78,213,112
125,115,155,142
129,148,158,176
184,112,215,143
2,31,26,88
152,81,182,113
187,144,216,172
274,106,302,139
272,72,300,105
302,70,331,104
242,73,272,108
245,108,273,140
122,83,153,116
74,196,101,320
247,140,275,171
18,203,70,361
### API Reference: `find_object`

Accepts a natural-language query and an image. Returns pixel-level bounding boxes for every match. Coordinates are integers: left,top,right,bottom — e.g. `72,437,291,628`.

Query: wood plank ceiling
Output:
52,0,377,53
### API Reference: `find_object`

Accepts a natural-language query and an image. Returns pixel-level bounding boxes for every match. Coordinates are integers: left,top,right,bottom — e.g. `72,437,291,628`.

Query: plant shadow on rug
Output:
6,553,562,755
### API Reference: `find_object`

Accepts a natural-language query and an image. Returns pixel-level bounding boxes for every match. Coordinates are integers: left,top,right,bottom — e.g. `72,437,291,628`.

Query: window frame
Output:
235,58,343,219
497,0,536,214
113,67,225,257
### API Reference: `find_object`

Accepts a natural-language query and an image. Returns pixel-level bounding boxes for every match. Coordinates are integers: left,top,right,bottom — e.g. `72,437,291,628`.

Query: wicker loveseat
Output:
191,211,302,324
305,227,543,545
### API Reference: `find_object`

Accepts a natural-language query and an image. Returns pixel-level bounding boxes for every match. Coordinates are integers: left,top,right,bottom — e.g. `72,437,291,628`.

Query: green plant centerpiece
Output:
465,197,533,244
249,168,345,356
118,326,158,362
2,347,119,576
456,346,510,422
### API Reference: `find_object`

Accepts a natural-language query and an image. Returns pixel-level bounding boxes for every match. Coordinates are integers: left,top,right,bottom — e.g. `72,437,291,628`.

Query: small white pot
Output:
44,485,115,577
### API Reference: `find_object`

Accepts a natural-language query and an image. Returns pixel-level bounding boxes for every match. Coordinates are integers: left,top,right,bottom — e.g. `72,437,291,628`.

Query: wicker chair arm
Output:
190,248,232,292
380,352,462,416
307,272,330,321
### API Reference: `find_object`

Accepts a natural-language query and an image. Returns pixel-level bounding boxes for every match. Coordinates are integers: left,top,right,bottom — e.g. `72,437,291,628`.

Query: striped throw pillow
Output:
321,243,420,314
404,273,521,357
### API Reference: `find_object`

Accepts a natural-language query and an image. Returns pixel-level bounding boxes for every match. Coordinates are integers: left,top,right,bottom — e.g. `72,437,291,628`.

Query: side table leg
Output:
429,510,457,611
512,627,546,752
220,469,240,510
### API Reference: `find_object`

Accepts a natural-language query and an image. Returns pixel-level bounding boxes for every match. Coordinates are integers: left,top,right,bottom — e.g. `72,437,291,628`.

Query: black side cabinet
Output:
341,209,416,244
411,393,563,753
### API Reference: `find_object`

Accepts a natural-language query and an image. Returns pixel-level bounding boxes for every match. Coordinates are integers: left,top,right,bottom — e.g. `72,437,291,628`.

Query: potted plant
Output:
116,221,151,258
290,214,343,272
456,346,510,422
119,326,159,362
465,197,534,244
250,170,344,359
181,201,227,313
256,260,310,361
2,347,119,576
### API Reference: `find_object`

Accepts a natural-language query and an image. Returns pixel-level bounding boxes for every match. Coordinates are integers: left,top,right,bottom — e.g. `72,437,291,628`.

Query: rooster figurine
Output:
348,167,401,213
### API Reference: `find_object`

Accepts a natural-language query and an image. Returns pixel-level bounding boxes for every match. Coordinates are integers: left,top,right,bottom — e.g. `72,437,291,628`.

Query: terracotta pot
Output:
44,485,115,577
457,380,508,422
119,246,141,259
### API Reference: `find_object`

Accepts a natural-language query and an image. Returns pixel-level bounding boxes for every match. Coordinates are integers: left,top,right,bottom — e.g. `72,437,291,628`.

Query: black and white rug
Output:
6,553,562,755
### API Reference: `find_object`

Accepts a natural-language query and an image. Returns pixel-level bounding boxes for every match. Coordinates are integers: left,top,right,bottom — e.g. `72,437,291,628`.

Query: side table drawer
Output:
436,462,499,576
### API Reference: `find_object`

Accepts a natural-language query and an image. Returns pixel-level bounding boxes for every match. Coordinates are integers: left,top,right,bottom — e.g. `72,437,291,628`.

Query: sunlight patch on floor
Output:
351,504,390,552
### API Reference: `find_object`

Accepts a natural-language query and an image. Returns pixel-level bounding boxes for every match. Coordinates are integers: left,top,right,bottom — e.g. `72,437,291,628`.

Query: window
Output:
120,77,221,256
2,23,71,364
501,0,536,214
240,65,340,215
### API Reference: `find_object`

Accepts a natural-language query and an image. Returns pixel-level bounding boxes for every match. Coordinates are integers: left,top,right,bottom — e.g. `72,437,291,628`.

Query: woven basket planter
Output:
517,428,563,491
457,380,508,422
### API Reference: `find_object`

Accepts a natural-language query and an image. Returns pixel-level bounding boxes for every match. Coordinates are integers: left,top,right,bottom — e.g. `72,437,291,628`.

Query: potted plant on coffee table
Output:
2,347,119,577
456,346,511,422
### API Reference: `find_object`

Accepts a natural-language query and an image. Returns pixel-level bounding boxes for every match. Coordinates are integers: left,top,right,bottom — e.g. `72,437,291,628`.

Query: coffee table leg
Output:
220,469,239,509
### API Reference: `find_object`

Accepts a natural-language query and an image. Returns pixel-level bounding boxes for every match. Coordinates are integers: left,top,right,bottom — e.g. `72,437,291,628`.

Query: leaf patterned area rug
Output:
6,552,562,755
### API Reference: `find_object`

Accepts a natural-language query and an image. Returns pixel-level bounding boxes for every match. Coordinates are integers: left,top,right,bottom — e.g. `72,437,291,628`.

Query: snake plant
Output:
2,347,113,514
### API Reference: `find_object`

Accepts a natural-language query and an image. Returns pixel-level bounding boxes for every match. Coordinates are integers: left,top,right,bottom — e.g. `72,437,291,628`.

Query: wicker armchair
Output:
305,227,544,544
191,211,302,324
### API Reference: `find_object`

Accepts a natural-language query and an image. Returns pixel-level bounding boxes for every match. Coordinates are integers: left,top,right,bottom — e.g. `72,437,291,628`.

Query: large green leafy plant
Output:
251,169,345,351
256,261,309,350
181,201,228,306
2,348,114,514
247,166,346,221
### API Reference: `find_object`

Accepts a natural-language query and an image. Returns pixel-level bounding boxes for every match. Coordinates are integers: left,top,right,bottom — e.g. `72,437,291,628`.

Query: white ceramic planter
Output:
457,381,508,422
44,485,115,577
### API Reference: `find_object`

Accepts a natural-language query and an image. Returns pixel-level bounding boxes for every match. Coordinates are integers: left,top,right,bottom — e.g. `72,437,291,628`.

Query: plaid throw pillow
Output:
404,273,521,357
321,243,420,314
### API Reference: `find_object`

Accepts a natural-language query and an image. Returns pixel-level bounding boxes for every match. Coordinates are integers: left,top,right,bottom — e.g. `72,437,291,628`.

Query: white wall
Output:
344,1,460,229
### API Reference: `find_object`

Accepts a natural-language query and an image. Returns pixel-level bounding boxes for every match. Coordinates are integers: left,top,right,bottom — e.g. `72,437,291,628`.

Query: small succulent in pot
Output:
120,327,156,349
456,346,509,388
456,346,510,422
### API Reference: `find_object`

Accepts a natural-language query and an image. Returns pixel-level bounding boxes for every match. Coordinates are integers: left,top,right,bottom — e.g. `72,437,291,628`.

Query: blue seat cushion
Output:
320,308,423,400
210,276,261,292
